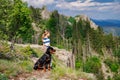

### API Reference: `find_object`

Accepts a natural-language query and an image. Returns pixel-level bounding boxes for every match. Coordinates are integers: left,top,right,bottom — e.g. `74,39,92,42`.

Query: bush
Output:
32,48,44,57
110,63,119,72
18,60,33,72
104,59,119,72
0,59,33,77
0,41,11,59
0,41,10,54
56,44,64,49
83,56,101,73
104,58,112,66
51,56,93,80
113,74,120,80
0,59,19,77
75,60,82,69
0,73,8,80
113,47,120,58
20,46,38,59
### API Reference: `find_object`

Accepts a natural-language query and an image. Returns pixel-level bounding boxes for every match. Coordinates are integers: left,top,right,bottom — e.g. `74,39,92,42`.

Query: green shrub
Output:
51,56,93,80
0,59,33,78
104,59,119,72
110,63,119,72
0,42,11,59
83,56,101,73
75,60,82,69
0,60,12,72
0,60,19,77
20,46,38,59
104,58,111,66
0,41,10,54
31,48,43,57
56,44,64,49
113,47,120,58
113,74,120,80
18,60,33,72
0,73,8,80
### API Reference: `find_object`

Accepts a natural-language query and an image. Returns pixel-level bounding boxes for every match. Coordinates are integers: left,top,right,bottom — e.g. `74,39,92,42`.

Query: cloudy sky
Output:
22,0,120,20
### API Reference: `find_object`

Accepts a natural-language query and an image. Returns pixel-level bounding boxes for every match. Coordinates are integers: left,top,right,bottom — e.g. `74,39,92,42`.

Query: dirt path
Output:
11,70,51,80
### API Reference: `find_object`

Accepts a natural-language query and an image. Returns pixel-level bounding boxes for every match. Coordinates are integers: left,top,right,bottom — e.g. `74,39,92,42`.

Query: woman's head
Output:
44,30,48,34
42,30,50,38
46,30,50,37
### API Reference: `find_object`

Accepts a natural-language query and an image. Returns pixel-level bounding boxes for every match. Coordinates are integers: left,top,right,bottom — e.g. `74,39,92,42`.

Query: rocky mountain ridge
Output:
75,15,98,30
41,7,51,19
40,8,98,30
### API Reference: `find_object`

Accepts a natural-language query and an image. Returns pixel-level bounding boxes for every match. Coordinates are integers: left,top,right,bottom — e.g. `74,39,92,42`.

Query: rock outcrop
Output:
41,7,51,19
75,15,98,30
54,47,75,68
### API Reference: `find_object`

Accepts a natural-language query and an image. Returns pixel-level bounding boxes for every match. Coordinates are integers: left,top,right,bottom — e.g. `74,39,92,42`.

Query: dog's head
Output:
46,46,56,54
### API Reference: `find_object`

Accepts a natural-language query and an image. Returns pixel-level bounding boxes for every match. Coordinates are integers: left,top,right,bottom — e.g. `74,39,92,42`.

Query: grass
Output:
31,48,44,57
50,56,94,80
104,58,119,72
0,73,8,80
0,59,34,77
0,43,44,79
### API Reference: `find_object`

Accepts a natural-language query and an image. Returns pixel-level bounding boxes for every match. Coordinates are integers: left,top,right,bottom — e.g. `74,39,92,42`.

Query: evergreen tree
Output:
46,10,59,45
0,0,13,40
8,0,34,43
30,6,42,24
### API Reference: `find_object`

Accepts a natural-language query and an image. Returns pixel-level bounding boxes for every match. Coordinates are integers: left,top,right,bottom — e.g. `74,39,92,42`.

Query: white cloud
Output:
22,0,119,12
56,0,119,12
22,0,54,7
22,0,120,19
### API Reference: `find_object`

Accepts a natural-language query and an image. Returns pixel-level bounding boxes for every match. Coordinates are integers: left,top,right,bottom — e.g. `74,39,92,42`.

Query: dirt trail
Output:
12,70,51,80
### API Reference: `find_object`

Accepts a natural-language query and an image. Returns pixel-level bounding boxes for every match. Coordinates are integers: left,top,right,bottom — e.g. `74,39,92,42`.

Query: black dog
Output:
33,46,56,71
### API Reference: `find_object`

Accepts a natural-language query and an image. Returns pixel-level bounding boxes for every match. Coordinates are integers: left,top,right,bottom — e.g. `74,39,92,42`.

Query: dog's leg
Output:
48,64,51,71
43,65,46,72
37,64,41,70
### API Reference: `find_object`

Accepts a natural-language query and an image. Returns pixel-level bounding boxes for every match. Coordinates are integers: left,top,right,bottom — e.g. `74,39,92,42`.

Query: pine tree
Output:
8,0,34,43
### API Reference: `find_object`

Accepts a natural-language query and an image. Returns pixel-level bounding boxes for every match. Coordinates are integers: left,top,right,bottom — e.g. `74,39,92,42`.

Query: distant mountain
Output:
92,19,120,27
91,19,120,36
102,26,120,36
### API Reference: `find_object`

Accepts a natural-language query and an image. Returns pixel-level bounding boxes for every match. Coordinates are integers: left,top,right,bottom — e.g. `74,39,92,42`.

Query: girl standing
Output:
42,30,50,50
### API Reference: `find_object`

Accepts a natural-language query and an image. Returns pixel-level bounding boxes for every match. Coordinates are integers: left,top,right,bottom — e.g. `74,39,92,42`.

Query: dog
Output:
33,46,56,72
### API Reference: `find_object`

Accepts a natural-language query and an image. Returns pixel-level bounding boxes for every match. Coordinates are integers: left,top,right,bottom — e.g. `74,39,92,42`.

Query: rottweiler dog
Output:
33,46,56,72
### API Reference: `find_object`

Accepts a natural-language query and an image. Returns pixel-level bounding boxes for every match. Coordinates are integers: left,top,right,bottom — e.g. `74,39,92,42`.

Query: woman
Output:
42,30,50,50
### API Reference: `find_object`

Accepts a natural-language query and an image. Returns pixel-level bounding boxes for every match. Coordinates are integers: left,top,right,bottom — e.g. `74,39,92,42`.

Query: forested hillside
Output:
0,0,120,80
